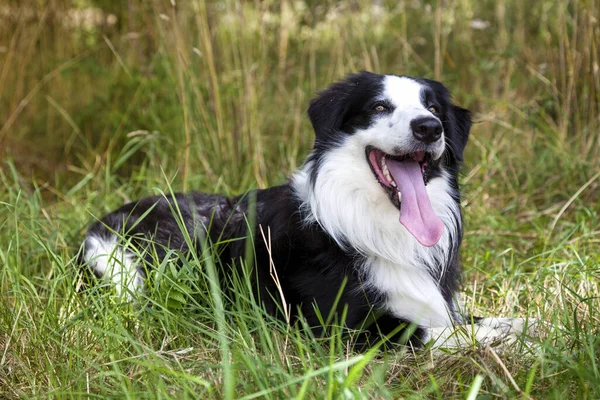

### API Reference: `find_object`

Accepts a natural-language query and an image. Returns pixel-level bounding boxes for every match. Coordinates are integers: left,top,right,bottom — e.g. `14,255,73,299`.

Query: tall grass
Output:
1,0,599,398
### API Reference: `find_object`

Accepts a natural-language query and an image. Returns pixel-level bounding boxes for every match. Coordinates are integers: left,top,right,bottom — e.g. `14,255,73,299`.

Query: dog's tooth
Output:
382,162,389,175
397,191,402,201
382,163,393,183
379,155,397,187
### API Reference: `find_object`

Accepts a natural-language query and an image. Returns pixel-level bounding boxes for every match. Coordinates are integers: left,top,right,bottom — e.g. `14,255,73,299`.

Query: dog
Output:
80,71,532,349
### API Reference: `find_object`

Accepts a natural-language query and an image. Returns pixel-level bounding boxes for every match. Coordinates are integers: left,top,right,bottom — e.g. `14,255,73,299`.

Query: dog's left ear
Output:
307,83,352,141
308,71,375,141
446,104,472,162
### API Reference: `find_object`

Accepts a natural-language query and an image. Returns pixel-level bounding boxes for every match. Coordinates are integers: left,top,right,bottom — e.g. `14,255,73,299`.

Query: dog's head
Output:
308,70,471,170
295,71,471,257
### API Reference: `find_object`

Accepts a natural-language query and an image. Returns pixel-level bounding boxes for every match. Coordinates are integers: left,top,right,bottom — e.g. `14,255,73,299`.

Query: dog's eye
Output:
373,104,387,112
428,105,438,114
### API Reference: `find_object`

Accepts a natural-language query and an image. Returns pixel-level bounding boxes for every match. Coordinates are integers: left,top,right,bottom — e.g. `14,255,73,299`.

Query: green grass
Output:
1,0,599,398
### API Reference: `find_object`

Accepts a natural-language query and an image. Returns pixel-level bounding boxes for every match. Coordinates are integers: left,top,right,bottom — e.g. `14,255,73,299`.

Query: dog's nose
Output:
410,117,443,144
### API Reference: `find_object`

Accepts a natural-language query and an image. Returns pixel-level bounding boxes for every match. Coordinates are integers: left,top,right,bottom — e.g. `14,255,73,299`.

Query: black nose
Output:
410,117,443,144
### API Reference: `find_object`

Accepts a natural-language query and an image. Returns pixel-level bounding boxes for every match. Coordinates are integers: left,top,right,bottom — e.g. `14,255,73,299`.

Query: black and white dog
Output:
81,71,529,348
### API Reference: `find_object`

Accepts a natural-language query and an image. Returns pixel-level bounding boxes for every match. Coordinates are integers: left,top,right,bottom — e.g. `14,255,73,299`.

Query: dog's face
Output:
296,71,471,253
308,71,471,186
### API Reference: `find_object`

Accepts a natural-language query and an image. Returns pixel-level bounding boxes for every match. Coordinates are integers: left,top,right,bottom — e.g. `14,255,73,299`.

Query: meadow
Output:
1,0,599,398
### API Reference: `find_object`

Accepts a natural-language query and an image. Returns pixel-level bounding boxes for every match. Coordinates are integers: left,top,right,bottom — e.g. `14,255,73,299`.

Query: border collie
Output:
81,71,531,349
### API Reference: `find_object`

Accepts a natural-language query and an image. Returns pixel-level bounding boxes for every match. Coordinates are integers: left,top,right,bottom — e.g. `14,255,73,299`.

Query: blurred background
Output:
2,0,598,187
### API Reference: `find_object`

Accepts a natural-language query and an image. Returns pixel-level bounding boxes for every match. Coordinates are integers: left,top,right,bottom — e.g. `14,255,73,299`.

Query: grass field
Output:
1,0,599,398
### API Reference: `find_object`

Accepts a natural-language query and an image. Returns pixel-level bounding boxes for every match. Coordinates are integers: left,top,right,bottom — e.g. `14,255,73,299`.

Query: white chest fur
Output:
360,172,461,328
293,139,461,329
364,256,453,328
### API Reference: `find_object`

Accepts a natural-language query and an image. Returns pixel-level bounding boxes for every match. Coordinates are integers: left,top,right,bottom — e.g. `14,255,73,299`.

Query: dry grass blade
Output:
259,224,291,326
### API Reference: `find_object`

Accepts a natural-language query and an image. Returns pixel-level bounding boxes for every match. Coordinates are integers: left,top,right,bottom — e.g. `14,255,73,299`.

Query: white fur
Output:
83,234,143,298
292,77,462,329
424,317,539,348
366,257,455,327
293,143,458,263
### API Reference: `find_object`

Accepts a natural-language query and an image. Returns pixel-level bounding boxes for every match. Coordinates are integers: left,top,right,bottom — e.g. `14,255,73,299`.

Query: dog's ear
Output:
308,71,375,140
307,82,352,140
446,104,472,162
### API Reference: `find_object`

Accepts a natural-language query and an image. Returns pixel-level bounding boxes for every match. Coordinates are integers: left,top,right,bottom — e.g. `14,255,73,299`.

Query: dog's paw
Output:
425,324,512,349
476,317,540,337
424,317,540,350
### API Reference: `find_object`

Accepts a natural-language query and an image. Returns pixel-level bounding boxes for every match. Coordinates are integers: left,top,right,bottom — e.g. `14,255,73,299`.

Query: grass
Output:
1,0,599,398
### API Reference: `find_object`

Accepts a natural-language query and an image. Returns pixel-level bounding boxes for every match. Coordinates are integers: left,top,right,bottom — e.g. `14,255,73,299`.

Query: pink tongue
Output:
386,159,444,247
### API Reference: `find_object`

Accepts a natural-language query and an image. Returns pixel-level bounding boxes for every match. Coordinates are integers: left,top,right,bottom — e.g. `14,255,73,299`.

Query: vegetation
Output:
1,0,599,398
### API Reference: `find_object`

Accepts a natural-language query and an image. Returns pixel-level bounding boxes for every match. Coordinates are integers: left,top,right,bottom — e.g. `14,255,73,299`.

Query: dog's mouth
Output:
366,147,434,191
366,146,444,247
